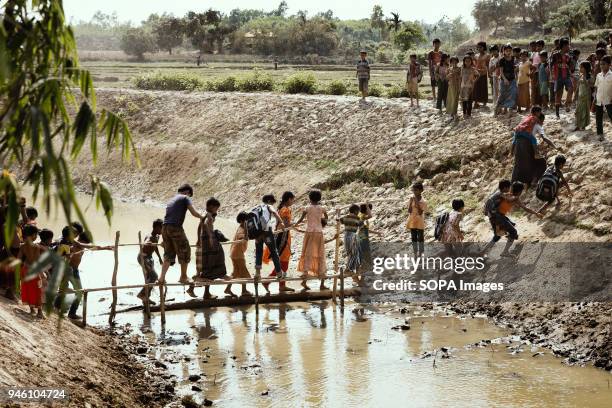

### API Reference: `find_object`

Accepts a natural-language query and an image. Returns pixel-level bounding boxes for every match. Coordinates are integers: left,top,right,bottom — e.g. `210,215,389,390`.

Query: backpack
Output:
483,191,502,217
245,205,272,240
434,212,449,241
536,167,559,202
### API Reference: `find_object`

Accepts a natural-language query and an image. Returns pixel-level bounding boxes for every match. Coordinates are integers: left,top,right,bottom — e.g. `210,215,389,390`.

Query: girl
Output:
435,53,449,112
263,191,296,294
225,212,251,298
460,55,479,118
574,61,592,131
358,203,373,270
517,50,531,113
339,205,363,284
441,199,465,243
190,197,230,300
407,182,427,257
296,190,328,291
19,225,45,318
538,52,550,109
496,44,518,116
488,45,500,107
446,56,461,119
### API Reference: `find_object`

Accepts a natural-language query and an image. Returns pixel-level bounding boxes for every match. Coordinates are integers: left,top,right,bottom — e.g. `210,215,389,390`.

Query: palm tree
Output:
387,12,403,32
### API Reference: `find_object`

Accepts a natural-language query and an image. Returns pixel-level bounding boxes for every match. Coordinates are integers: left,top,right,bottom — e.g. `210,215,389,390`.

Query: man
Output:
427,39,443,100
594,55,612,141
136,219,163,304
158,184,205,285
356,50,370,102
473,41,490,109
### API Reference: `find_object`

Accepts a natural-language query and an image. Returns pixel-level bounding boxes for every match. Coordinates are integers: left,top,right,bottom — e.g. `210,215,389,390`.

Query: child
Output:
517,50,531,113
460,55,479,118
339,205,363,284
472,41,490,109
263,191,296,294
575,61,592,131
358,203,373,269
552,38,575,117
538,52,550,109
488,45,500,107
356,50,370,102
496,44,517,115
406,182,427,257
24,206,38,226
593,55,612,141
190,197,231,300
435,53,449,112
296,190,328,291
427,39,443,100
136,219,163,304
225,212,252,298
446,56,461,119
19,225,45,318
407,54,422,107
441,199,465,243
537,155,572,214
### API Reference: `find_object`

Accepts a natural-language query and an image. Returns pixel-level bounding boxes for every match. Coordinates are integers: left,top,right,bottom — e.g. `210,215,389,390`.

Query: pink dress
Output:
441,211,463,243
297,205,327,277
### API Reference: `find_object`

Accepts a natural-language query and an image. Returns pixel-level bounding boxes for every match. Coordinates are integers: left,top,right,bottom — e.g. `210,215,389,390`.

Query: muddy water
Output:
30,189,612,408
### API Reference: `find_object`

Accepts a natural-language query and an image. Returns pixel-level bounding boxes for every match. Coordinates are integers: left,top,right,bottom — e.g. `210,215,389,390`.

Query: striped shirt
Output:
357,59,370,79
340,214,363,233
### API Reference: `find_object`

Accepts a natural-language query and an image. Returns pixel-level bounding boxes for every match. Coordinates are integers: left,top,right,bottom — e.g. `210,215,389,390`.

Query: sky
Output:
63,0,477,27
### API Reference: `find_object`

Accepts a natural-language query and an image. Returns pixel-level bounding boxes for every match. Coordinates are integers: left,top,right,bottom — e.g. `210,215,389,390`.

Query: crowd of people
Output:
357,34,612,140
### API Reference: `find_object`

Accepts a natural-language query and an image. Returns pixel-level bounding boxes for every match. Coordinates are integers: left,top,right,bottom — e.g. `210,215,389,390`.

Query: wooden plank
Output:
137,231,151,319
107,231,120,325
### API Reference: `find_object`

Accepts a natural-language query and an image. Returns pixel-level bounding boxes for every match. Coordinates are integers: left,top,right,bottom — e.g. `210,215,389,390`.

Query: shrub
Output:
387,85,409,98
207,76,238,92
236,70,274,92
368,83,383,97
326,80,348,95
133,72,204,91
283,72,318,94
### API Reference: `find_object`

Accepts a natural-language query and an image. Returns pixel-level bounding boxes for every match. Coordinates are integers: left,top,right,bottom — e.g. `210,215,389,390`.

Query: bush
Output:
236,70,274,92
326,80,348,95
207,76,238,92
133,72,204,91
368,83,383,97
386,85,409,98
120,28,157,60
283,72,318,94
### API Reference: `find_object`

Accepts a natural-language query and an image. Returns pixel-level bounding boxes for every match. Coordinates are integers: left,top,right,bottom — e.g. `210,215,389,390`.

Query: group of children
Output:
0,201,112,319
357,35,612,139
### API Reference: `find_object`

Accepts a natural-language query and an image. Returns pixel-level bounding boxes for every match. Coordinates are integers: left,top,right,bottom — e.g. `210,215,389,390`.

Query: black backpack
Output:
434,212,449,241
245,205,271,240
536,167,559,202
483,191,502,217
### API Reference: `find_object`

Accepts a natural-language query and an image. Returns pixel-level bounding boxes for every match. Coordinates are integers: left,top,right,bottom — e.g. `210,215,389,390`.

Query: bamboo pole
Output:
160,282,166,326
332,208,341,304
82,291,88,326
137,231,151,319
340,262,345,314
108,231,120,325
254,269,260,317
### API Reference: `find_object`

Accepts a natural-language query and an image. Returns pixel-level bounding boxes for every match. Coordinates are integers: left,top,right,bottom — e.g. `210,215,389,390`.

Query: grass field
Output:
83,60,435,97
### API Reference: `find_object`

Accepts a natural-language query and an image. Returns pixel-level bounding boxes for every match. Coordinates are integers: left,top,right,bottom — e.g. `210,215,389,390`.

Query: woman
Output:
511,111,556,186
263,191,296,294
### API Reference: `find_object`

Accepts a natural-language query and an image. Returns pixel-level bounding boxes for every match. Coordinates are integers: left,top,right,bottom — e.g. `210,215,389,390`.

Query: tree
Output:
393,21,426,51
370,5,387,39
184,10,222,53
120,27,157,60
590,0,608,27
529,0,565,31
544,0,592,41
472,0,511,35
387,12,403,32
0,0,137,300
153,16,184,54
271,1,289,17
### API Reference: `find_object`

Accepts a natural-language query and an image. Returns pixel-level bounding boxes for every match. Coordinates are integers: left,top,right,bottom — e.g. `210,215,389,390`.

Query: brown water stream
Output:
29,188,612,407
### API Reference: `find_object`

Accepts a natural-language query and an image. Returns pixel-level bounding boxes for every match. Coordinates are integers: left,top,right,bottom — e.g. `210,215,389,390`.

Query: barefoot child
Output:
446,56,461,119
441,199,465,243
427,39,443,100
356,50,370,102
537,155,573,214
225,212,252,298
136,219,163,304
517,50,532,113
263,191,296,294
407,54,422,107
472,41,489,109
594,55,612,141
296,190,328,291
19,225,45,318
435,53,449,112
460,55,479,118
339,205,363,284
575,61,592,131
489,45,500,106
496,44,518,116
358,203,373,270
407,182,427,257
538,52,550,109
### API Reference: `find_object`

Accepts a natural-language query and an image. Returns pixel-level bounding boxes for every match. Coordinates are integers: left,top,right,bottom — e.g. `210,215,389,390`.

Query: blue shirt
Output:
163,194,192,227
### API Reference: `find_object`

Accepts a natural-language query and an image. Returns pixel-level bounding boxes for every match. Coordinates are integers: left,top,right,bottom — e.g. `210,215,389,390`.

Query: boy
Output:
552,38,575,117
407,54,422,107
537,155,572,214
473,41,490,109
137,219,163,304
427,39,443,100
538,51,550,108
407,182,427,257
482,181,542,257
488,45,500,107
496,44,517,116
19,225,45,318
356,50,370,102
594,55,612,141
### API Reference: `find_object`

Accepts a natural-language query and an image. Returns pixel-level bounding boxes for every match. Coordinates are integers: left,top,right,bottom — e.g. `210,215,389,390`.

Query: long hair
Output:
278,191,295,210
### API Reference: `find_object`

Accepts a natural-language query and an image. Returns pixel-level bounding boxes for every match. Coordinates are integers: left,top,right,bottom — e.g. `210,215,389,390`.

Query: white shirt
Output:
594,70,612,106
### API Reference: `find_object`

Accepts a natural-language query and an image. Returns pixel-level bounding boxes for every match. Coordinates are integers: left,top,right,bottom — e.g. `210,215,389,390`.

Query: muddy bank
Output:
0,297,175,407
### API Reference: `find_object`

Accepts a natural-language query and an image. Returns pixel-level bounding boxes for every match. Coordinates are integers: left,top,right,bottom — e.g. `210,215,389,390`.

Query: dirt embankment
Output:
0,297,174,407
